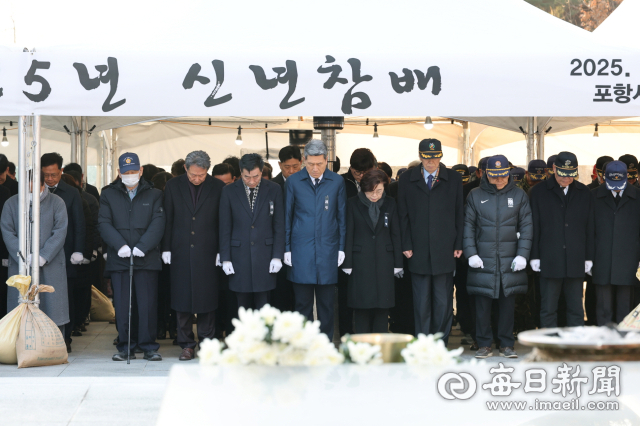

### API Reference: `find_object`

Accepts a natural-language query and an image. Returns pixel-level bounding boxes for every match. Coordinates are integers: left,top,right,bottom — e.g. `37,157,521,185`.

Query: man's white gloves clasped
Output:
27,254,46,267
70,252,84,264
162,252,171,264
468,255,484,269
269,258,282,273
530,259,541,272
512,256,527,272
117,245,131,258
222,261,235,275
284,252,292,267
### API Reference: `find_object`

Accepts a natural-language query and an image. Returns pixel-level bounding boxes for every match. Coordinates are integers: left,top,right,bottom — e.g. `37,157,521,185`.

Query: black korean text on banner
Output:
182,60,232,107
389,66,442,95
318,56,372,115
73,57,126,112
23,60,51,103
569,59,640,104
249,60,304,110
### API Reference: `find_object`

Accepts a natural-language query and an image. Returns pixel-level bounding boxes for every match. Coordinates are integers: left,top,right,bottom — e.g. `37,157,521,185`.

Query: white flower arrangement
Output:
198,305,344,366
340,335,383,365
400,333,463,366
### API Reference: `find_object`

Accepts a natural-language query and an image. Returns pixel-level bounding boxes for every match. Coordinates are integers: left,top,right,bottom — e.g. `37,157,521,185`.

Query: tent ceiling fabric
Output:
0,116,172,133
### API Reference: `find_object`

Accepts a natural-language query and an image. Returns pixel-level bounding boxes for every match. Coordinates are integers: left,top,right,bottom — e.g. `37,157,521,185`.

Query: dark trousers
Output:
596,285,633,325
215,271,238,339
112,269,159,353
411,272,454,344
65,276,81,342
584,274,597,325
157,263,175,338
454,256,475,338
389,256,414,335
270,266,295,313
540,277,584,328
236,291,270,310
73,264,92,329
354,308,389,334
293,283,335,340
176,310,216,350
337,270,354,337
476,286,515,348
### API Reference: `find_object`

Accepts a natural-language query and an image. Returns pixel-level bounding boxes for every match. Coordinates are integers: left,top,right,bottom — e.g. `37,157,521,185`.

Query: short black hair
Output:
151,171,173,191
0,154,8,175
41,152,63,170
223,156,241,178
239,153,265,173
171,159,186,176
333,156,341,171
278,146,302,163
65,170,82,186
212,163,234,177
63,162,82,174
378,162,393,179
8,162,16,175
349,148,376,172
142,164,159,182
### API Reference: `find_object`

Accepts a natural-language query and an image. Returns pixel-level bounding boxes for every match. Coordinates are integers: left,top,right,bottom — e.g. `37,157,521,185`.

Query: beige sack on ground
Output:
0,304,28,364
90,285,115,322
620,303,640,329
16,303,68,368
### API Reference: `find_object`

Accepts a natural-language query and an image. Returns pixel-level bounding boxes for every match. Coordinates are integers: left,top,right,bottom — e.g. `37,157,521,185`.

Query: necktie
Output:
48,186,55,193
249,188,255,210
614,192,620,206
314,178,319,186
427,174,433,190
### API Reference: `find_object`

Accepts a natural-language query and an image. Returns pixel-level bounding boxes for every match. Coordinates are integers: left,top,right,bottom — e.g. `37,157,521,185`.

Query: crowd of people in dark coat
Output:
2,138,639,361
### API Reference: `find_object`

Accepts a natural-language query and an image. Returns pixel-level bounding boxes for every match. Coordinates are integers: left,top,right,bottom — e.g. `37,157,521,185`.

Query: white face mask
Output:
121,174,140,187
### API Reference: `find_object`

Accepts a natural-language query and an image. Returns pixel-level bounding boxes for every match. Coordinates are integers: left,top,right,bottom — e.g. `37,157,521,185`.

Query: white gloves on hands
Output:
342,268,352,275
222,261,235,275
27,254,46,267
468,255,484,269
118,245,132,258
82,257,90,265
269,258,282,273
512,255,527,272
70,252,84,264
338,251,345,267
2,259,7,267
133,247,145,257
216,253,221,267
103,253,108,261
394,268,404,278
530,259,541,272
162,252,171,264
284,252,292,267
585,260,593,274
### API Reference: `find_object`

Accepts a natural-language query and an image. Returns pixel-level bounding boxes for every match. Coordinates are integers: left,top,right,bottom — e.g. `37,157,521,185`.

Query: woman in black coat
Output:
342,169,403,333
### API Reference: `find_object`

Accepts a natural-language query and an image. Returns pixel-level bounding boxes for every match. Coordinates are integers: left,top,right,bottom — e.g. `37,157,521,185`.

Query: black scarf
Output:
358,190,385,227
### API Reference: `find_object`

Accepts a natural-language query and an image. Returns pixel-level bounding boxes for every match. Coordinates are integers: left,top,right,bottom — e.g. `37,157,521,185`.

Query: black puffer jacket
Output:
98,178,165,272
463,175,533,299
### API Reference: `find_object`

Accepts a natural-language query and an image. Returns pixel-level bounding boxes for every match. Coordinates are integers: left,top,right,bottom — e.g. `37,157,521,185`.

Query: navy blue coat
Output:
285,168,346,285
219,179,285,293
51,179,86,278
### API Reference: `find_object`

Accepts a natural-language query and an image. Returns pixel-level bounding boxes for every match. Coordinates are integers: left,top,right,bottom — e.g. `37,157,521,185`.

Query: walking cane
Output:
127,254,134,364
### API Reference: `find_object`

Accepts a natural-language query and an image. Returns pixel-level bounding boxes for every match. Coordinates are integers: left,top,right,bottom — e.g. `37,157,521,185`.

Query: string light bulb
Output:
423,116,434,130
235,126,243,145
1,127,7,147
373,123,379,138
593,123,599,138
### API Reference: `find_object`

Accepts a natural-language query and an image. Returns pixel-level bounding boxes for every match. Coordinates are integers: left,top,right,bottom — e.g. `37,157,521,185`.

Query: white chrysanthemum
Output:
289,320,320,349
259,345,281,366
259,304,281,326
219,349,242,365
278,346,307,366
224,324,254,350
401,333,462,365
198,338,222,366
233,307,268,341
239,341,269,364
347,341,381,365
272,311,305,342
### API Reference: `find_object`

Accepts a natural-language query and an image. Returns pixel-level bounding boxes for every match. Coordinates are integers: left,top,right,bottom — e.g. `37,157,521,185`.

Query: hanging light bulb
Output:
1,127,7,147
373,123,379,138
423,116,434,130
593,123,599,138
235,126,243,145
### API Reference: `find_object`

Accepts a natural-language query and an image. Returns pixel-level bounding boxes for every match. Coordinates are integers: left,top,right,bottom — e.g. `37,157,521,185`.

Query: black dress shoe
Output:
65,339,72,353
71,329,82,337
143,351,162,361
112,351,136,361
113,337,118,345
80,324,87,332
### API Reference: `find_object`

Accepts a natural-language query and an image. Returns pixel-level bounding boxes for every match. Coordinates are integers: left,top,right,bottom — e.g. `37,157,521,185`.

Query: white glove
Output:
133,247,145,257
39,256,46,267
70,252,84,264
394,268,404,278
342,268,352,275
118,245,132,258
338,251,345,267
162,251,171,264
530,259,541,272
284,252,292,267
91,250,98,262
587,269,593,276
103,253,108,261
82,257,90,264
269,258,282,273
516,232,520,239
222,261,235,275
512,255,527,272
216,253,221,267
468,255,484,269
1,259,7,267
585,260,593,274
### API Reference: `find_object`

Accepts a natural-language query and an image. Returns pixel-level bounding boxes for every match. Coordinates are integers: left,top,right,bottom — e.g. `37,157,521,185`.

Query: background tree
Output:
525,0,623,31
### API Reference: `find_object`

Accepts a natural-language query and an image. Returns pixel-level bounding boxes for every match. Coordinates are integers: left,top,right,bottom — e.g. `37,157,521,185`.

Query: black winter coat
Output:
98,178,165,272
271,172,285,190
592,184,640,286
463,176,533,298
343,195,403,309
397,164,464,275
52,179,86,278
219,179,285,293
530,176,595,279
341,170,360,199
163,174,225,313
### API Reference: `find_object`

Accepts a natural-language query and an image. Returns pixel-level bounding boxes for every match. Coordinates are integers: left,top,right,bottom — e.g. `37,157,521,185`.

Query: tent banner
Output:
1,50,640,117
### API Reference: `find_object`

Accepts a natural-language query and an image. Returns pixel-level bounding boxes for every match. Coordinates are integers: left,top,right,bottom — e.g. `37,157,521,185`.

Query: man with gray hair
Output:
284,140,347,340
162,150,226,361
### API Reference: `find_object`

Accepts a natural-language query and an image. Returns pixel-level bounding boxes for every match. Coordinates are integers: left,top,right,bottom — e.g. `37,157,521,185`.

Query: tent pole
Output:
526,117,535,165
462,121,470,166
111,129,118,180
70,118,78,164
80,117,88,189
101,130,109,188
321,129,337,172
536,129,545,160
17,116,28,276
31,115,41,289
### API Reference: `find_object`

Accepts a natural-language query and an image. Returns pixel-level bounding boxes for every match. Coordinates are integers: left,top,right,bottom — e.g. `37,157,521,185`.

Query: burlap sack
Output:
16,303,68,368
620,303,640,329
90,285,115,321
0,304,27,364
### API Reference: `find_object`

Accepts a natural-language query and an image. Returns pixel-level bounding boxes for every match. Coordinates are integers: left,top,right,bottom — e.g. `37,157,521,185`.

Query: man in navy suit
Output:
219,153,285,310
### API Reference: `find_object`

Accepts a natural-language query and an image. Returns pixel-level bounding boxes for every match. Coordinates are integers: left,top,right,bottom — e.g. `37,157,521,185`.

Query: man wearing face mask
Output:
41,152,85,352
99,153,165,362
